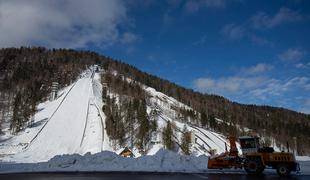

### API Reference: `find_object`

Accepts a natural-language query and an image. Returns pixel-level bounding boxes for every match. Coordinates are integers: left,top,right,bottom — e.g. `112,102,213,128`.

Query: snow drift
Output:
1,149,310,175
0,149,209,173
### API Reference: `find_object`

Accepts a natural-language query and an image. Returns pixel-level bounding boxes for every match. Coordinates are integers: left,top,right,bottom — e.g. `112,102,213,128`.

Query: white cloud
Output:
297,62,310,68
0,0,134,48
278,48,305,62
194,63,274,95
240,63,273,75
221,23,244,40
220,23,275,46
194,75,310,109
120,32,139,44
249,35,274,47
184,0,226,13
192,35,208,46
193,61,310,112
251,7,302,29
221,7,302,44
295,63,306,68
194,76,267,95
250,77,310,100
249,79,282,99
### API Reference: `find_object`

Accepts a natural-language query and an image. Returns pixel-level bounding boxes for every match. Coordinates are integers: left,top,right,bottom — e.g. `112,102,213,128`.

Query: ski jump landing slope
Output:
16,77,93,162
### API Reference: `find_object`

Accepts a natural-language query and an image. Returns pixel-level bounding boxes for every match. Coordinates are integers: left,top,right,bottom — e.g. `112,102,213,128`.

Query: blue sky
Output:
0,0,309,113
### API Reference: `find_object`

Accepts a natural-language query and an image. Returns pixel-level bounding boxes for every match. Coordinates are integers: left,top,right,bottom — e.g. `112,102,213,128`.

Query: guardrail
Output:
80,99,91,147
93,102,105,151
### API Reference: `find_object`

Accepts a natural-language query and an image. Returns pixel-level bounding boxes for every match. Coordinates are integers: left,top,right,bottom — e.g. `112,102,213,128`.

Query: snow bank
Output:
0,149,209,173
1,149,310,175
297,156,310,161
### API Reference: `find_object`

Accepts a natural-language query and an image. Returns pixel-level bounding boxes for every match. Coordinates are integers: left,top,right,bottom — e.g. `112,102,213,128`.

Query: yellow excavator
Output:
207,136,300,176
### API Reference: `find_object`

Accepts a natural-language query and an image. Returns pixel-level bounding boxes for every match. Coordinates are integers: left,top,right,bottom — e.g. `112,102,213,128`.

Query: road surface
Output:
0,172,309,180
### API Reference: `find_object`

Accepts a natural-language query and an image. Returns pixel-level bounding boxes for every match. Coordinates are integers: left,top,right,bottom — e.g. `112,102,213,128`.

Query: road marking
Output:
193,174,209,179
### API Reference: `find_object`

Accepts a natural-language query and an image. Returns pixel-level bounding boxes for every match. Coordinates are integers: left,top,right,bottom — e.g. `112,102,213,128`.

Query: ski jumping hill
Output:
0,67,233,163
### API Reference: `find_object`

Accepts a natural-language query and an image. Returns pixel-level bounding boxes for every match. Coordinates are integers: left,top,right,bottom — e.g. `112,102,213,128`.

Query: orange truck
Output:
207,136,300,176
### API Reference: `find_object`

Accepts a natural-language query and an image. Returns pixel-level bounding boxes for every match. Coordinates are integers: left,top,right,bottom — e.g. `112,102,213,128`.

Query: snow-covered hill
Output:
144,86,239,156
0,66,310,176
0,69,105,162
0,67,237,163
8,66,310,166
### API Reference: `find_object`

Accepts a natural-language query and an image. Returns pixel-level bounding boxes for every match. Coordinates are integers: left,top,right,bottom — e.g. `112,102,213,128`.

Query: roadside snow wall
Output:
0,149,209,173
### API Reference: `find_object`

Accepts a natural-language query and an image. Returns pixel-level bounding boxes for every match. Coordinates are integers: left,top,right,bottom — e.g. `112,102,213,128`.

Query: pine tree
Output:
116,112,126,146
125,101,135,148
22,94,32,128
106,113,114,138
209,114,216,129
180,125,191,155
11,92,23,133
163,121,174,150
137,100,150,150
150,119,158,133
149,109,158,132
200,111,208,127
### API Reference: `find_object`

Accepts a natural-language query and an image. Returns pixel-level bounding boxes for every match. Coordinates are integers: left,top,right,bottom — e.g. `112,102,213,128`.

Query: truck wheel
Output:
244,158,264,175
277,164,291,176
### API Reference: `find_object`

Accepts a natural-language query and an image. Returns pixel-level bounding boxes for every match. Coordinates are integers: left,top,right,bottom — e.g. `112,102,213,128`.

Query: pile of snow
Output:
0,149,209,173
1,149,310,175
297,156,310,161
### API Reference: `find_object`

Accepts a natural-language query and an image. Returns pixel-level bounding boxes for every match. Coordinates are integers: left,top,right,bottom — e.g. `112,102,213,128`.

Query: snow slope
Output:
0,83,76,157
14,77,92,162
1,68,112,163
145,86,239,156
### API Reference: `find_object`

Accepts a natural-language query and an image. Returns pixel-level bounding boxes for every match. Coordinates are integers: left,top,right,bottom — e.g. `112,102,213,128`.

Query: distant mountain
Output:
0,47,309,157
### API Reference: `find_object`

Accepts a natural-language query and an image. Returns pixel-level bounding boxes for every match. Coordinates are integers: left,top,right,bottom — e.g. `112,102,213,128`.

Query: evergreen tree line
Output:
162,121,192,155
102,72,192,155
102,72,156,153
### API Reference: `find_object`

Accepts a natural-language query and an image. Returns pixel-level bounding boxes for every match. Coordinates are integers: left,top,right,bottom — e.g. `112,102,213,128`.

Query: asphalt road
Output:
0,173,309,180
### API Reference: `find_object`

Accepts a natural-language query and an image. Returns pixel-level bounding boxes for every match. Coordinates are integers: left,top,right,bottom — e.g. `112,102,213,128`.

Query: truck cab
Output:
239,136,260,155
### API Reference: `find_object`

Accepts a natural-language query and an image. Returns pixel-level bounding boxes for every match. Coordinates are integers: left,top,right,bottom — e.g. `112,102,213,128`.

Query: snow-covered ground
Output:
0,83,75,156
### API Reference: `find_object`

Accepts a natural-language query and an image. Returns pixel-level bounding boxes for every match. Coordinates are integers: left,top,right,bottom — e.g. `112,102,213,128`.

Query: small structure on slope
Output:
118,147,134,158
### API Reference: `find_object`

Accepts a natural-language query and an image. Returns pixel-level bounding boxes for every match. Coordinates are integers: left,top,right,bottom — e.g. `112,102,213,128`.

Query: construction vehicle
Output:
207,136,300,176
